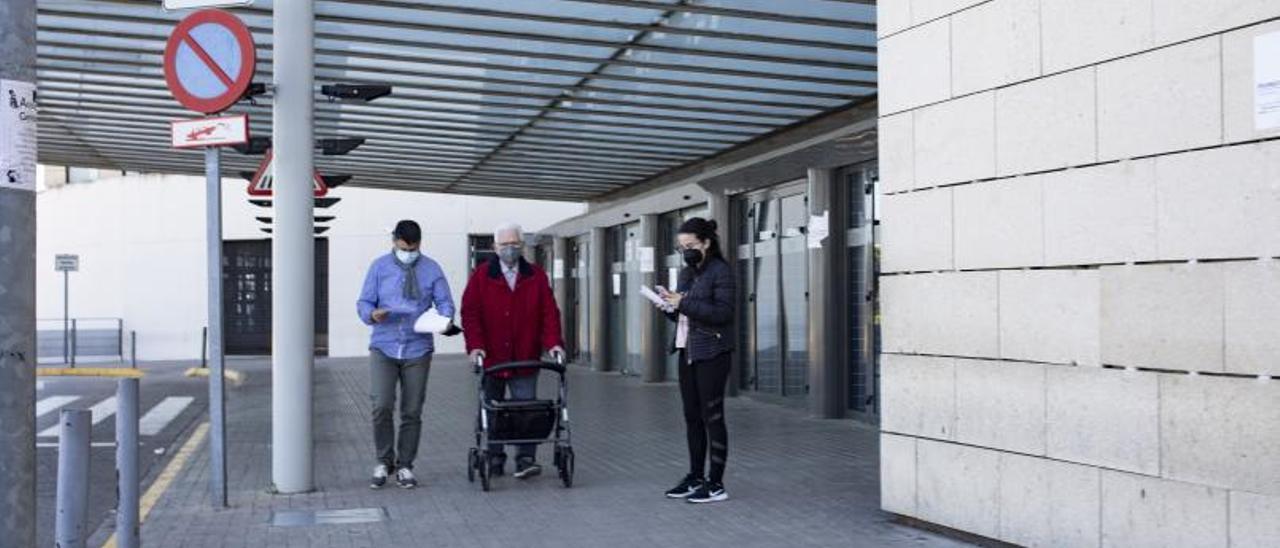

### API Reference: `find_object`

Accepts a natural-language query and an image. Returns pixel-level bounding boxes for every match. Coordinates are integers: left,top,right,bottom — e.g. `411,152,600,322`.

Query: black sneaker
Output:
664,474,703,499
396,467,419,489
514,460,542,480
370,464,389,489
687,481,728,504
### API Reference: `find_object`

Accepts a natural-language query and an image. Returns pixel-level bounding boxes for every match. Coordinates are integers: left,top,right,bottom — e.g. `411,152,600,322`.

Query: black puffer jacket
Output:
666,256,735,362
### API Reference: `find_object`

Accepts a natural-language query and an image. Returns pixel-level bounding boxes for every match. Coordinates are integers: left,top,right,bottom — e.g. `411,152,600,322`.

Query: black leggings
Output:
678,350,731,484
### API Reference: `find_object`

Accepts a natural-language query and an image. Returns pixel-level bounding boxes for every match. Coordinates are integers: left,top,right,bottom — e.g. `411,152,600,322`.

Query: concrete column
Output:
807,168,847,418
551,237,570,344
0,1,38,545
704,191,739,396
588,227,610,372
637,215,663,382
271,0,315,494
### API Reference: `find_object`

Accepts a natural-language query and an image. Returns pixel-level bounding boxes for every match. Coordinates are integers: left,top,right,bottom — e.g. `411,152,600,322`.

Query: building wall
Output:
877,2,1280,546
35,171,584,361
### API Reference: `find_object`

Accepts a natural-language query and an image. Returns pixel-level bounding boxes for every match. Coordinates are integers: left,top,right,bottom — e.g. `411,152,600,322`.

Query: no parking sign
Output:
163,9,256,114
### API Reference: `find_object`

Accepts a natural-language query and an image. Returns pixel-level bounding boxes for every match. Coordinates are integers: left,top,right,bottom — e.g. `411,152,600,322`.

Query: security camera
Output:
320,84,392,102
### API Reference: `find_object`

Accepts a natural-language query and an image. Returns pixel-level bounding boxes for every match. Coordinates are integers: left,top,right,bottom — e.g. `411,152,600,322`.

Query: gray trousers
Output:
371,350,432,470
484,374,538,463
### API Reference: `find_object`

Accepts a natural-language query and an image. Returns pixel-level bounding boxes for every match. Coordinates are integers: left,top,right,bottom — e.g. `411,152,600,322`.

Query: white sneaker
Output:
396,467,419,489
370,464,389,489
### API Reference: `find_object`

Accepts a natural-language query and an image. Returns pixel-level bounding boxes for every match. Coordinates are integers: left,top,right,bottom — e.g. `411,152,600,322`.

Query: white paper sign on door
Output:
553,259,565,280
1,80,38,192
1256,32,1280,131
807,210,830,249
638,246,655,273
612,273,622,296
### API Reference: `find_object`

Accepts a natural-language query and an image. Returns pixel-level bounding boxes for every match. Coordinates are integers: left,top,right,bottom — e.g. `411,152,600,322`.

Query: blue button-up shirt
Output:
357,253,456,360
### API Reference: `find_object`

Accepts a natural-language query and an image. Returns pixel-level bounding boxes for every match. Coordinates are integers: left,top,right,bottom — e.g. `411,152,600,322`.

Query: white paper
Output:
1,80,38,192
611,273,621,296
413,310,452,334
1256,32,1280,131
638,246,655,273
807,210,830,249
638,286,673,312
552,259,565,280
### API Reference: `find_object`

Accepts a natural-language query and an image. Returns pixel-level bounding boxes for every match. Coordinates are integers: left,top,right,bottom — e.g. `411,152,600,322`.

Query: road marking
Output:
140,396,195,436
36,442,119,448
39,396,117,437
102,422,209,548
34,396,79,419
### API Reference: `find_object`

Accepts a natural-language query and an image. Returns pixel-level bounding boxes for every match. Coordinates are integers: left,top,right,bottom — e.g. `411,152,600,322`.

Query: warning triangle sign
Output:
247,149,329,197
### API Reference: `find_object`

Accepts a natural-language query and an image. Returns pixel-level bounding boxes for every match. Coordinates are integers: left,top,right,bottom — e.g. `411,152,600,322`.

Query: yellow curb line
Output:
37,367,144,378
103,421,210,548
183,367,246,386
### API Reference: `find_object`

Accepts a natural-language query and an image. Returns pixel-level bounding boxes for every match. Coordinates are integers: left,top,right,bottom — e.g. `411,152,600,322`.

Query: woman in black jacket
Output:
658,217,736,504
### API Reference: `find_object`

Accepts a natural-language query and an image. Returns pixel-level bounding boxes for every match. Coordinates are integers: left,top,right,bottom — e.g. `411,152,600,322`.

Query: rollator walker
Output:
467,355,575,491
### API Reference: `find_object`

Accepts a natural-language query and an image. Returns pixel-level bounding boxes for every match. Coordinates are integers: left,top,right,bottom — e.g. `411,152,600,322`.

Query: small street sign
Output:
172,114,249,148
247,149,330,197
55,254,79,272
163,9,257,114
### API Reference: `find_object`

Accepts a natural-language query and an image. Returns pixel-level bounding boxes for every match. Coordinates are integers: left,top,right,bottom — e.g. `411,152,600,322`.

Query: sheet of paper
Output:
1,80,38,192
553,259,565,279
807,210,830,249
1257,32,1280,131
638,246,655,273
612,273,621,296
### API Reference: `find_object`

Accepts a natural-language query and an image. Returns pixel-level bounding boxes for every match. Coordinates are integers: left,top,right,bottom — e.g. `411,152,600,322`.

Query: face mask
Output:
395,249,420,264
682,248,704,267
498,245,522,265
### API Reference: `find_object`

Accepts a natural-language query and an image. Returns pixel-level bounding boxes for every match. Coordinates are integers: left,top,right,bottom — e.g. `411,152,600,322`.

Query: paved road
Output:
34,361,209,547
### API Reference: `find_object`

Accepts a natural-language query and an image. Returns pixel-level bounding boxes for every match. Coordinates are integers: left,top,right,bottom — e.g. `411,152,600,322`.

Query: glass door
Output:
573,237,591,366
847,163,880,420
779,193,809,398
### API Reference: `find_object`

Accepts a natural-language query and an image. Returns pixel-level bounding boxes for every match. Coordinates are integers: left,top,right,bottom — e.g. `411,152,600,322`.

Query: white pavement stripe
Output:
35,396,79,419
39,396,118,437
139,396,195,436
36,442,119,448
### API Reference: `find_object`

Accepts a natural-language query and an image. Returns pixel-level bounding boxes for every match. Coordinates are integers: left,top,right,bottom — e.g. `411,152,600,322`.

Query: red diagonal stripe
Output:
181,31,235,89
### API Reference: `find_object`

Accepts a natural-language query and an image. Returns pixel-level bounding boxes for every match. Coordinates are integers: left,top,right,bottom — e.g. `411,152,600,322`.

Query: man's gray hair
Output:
493,222,524,242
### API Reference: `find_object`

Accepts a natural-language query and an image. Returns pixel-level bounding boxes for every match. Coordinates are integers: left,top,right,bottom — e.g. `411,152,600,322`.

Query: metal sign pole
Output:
63,269,69,363
205,146,228,507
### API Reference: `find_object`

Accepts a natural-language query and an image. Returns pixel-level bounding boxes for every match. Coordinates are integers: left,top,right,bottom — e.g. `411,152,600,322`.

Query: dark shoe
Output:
514,459,542,480
396,467,419,489
665,474,703,499
488,459,506,478
687,481,728,504
370,464,390,489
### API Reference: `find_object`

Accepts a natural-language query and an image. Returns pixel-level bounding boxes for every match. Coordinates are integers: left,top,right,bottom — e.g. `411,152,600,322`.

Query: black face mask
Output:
682,248,704,267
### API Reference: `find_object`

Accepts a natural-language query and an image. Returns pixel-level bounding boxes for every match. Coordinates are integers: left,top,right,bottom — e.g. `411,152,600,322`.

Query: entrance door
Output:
734,182,809,403
572,237,590,364
222,239,329,356
606,226,628,373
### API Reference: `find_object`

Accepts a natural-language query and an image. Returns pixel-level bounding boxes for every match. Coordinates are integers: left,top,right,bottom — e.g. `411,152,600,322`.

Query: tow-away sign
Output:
172,114,249,148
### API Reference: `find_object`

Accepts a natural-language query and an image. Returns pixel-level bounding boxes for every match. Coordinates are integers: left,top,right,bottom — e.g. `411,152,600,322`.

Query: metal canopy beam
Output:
32,0,877,202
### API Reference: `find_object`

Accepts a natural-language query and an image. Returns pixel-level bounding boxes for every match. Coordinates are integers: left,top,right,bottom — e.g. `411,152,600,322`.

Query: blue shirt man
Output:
356,220,455,489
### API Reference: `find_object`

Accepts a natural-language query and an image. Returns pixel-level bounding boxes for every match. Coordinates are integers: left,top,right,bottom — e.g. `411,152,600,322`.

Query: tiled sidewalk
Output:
123,355,971,548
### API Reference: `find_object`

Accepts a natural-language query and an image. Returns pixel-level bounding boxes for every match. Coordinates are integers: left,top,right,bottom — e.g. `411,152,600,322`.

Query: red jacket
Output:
461,257,563,378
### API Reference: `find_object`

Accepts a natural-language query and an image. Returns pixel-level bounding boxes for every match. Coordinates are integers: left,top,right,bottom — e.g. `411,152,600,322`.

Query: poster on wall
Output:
1,80,38,192
1256,31,1280,131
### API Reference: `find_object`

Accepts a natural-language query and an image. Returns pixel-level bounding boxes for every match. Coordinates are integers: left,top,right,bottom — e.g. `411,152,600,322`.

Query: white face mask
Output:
394,249,420,264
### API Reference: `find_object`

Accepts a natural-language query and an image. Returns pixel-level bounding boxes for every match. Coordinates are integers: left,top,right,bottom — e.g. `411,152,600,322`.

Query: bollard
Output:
55,409,91,548
70,319,78,368
116,379,140,548
130,331,137,368
201,326,208,369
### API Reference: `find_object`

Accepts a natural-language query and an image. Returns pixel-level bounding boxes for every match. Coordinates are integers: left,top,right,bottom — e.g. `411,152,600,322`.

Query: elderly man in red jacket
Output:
462,222,565,480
